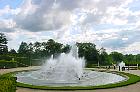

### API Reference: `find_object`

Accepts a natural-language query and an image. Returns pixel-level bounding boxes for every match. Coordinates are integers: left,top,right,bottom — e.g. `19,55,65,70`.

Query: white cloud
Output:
122,37,128,41
0,5,21,16
2,19,16,28
0,5,11,16
12,0,136,32
0,0,136,32
119,42,140,54
0,19,16,32
1,0,140,54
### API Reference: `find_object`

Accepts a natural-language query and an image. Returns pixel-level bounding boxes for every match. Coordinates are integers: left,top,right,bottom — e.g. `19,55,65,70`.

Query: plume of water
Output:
39,44,85,83
118,61,125,71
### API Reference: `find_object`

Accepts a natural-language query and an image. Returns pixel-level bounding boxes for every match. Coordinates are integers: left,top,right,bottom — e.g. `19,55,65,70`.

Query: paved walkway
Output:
0,66,41,75
1,67,140,92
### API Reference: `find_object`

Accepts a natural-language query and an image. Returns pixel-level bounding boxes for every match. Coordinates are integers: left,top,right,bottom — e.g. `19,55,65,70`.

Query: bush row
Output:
0,58,44,68
0,60,17,69
0,55,12,61
125,61,140,66
0,74,17,92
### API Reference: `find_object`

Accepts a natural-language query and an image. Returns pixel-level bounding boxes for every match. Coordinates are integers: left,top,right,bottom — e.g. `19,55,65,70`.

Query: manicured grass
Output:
15,71,140,90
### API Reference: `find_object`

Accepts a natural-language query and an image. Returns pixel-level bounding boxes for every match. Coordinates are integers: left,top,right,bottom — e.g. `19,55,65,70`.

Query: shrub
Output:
0,60,17,69
0,74,17,92
15,57,29,67
0,55,12,61
125,61,140,66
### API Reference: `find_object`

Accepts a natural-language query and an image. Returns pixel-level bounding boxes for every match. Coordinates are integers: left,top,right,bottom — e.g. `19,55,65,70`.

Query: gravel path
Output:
1,67,140,92
0,66,40,75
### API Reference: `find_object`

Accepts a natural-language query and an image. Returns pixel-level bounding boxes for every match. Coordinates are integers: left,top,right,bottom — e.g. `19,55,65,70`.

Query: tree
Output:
62,44,70,53
99,47,110,65
0,33,8,54
136,54,140,62
0,33,7,45
124,54,134,62
77,42,99,67
18,42,28,56
31,39,63,58
34,42,41,52
28,43,34,54
110,52,124,63
9,49,17,54
45,39,63,57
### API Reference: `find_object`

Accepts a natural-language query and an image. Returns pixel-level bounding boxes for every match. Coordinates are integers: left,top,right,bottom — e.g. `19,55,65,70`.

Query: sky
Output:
0,0,140,54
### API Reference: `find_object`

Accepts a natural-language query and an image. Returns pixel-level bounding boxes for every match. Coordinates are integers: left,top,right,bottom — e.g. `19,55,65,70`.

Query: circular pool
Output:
16,70,126,87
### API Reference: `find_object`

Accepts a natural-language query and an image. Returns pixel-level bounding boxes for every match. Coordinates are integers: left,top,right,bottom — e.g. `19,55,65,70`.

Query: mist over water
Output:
39,44,85,82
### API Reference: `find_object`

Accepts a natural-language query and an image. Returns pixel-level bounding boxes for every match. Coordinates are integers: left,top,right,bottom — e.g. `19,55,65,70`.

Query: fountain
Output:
16,45,126,86
118,61,125,71
38,45,85,83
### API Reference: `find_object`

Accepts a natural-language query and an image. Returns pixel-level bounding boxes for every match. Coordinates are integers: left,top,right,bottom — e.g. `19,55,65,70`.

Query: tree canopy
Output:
1,32,140,67
0,33,8,54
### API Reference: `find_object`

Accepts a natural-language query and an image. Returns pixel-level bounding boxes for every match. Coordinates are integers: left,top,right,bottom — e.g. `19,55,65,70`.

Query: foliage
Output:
62,44,71,53
110,52,124,63
77,42,99,66
99,47,111,65
0,33,8,54
9,49,17,54
0,74,16,92
18,42,29,56
0,55,12,61
125,61,140,66
1,32,140,68
0,60,17,69
15,57,29,67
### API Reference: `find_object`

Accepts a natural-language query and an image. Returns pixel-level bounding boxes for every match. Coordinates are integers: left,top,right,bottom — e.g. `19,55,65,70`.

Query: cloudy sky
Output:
0,0,140,54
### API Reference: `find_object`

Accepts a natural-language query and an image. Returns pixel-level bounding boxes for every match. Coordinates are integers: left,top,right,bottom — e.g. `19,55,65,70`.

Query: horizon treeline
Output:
1,32,140,67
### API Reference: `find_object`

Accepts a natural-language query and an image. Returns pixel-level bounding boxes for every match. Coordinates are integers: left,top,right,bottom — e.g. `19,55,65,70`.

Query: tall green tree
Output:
0,33,8,54
45,39,63,57
136,54,140,62
28,43,34,54
99,47,110,65
77,42,99,66
33,42,42,58
124,54,134,62
62,44,70,53
18,42,28,56
9,49,17,54
32,39,63,58
8,49,17,57
110,51,124,63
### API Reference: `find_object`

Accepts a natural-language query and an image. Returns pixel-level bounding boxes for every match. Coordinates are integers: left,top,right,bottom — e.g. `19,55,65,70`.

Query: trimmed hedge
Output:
16,71,140,90
125,61,140,66
15,57,30,67
0,74,17,92
0,55,12,61
0,60,17,69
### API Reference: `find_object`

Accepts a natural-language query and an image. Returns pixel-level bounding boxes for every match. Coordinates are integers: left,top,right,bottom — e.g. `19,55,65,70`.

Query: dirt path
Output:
1,67,140,92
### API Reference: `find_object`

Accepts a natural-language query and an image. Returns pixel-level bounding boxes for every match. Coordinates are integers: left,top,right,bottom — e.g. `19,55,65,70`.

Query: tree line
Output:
1,33,140,67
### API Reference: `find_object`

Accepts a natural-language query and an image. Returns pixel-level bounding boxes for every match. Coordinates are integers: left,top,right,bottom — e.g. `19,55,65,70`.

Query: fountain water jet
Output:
118,61,125,71
16,44,126,86
35,45,85,83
